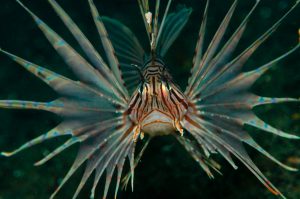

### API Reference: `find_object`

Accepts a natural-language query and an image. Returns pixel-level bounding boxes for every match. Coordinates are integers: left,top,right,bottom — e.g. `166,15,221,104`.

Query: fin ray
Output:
87,0,129,100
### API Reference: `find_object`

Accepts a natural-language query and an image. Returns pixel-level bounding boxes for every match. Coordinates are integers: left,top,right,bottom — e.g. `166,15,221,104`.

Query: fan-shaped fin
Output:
156,6,192,57
187,131,214,157
101,17,144,62
183,0,300,188
0,2,130,193
101,17,145,93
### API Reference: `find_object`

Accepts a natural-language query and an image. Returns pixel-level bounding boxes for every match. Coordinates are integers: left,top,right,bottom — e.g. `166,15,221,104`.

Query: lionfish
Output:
0,0,299,198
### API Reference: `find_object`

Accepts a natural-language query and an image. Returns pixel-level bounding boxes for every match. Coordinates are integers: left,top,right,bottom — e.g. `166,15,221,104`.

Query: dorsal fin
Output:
102,17,145,94
156,6,192,57
138,0,192,57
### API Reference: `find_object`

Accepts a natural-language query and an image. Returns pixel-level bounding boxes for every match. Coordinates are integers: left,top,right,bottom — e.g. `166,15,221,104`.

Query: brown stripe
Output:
169,93,180,117
171,89,188,109
152,76,157,95
184,115,204,130
126,92,139,114
135,96,143,119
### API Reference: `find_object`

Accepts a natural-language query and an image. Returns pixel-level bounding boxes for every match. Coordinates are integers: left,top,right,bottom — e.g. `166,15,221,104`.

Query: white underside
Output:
141,110,175,136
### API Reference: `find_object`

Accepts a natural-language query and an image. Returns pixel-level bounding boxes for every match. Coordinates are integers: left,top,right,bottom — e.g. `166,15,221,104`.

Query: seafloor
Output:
0,0,299,199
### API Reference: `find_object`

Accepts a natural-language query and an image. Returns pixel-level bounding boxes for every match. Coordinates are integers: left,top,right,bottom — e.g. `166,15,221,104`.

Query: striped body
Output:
126,60,188,137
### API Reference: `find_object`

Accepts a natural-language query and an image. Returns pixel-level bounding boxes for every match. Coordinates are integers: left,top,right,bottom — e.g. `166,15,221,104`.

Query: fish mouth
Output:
141,109,175,136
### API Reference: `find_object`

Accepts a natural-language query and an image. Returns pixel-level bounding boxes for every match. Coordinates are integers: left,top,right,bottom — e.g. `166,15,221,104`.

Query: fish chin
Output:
141,110,175,136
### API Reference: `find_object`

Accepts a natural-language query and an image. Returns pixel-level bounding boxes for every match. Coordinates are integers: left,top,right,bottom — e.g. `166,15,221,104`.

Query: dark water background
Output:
0,0,299,198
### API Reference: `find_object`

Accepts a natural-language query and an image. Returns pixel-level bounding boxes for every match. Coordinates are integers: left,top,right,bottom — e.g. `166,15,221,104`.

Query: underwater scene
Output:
0,0,299,199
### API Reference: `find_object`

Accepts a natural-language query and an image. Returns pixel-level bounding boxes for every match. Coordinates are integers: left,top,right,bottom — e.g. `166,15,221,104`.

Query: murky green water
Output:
0,0,299,198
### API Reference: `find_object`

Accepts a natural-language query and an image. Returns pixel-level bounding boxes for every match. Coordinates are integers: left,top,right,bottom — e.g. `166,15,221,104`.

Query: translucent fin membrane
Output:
87,0,129,100
102,17,145,94
156,7,192,57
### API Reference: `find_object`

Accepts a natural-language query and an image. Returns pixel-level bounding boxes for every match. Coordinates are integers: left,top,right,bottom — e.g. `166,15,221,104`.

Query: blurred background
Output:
0,0,299,198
